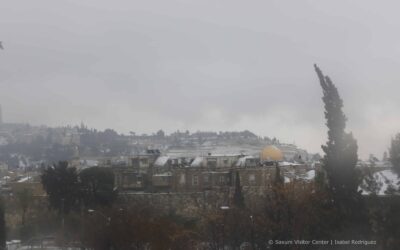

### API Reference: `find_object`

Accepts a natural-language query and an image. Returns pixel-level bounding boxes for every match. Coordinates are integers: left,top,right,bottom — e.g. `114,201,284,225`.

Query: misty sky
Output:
1,0,400,159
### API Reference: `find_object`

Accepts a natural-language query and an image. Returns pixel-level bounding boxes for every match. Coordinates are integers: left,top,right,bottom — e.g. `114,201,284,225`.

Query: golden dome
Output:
260,145,283,161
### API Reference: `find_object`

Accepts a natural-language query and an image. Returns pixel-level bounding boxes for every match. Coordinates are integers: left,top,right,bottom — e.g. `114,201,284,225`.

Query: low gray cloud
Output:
1,0,399,158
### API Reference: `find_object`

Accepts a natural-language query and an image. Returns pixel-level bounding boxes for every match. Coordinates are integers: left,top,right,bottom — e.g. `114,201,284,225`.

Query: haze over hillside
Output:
1,1,400,159
0,119,314,167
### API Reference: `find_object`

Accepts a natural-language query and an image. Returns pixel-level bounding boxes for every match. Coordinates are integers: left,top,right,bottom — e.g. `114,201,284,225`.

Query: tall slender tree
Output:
79,167,116,208
41,161,80,214
274,164,284,186
314,64,360,214
232,171,245,209
16,188,34,225
0,198,5,250
389,133,400,175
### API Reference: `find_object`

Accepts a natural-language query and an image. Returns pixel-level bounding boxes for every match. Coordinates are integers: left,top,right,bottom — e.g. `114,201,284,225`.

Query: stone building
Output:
112,149,160,191
172,167,232,192
111,146,310,193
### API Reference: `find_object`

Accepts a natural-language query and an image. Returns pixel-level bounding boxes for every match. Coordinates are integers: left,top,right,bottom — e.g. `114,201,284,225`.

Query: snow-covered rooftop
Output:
153,172,172,177
236,155,256,167
279,161,303,167
190,156,204,167
80,159,99,167
154,156,170,167
283,169,315,183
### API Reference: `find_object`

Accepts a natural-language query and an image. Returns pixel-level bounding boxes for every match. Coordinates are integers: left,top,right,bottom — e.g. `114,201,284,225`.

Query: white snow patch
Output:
236,155,255,167
154,156,170,167
190,157,204,167
360,169,400,195
17,176,32,183
305,170,315,180
153,172,172,177
279,161,302,167
80,159,99,167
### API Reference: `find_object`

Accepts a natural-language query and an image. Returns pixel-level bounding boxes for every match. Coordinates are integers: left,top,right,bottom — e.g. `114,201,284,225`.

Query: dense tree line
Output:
0,127,129,167
78,127,129,156
41,162,116,215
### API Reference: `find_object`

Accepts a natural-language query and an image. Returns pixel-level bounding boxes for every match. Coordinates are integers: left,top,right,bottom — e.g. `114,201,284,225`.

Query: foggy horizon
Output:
2,0,400,159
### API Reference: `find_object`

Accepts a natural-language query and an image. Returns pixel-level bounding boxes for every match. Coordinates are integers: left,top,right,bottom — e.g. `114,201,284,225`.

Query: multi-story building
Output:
112,149,160,191
110,146,311,193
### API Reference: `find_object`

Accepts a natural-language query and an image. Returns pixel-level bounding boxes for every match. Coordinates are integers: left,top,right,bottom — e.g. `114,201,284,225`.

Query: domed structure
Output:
260,145,283,161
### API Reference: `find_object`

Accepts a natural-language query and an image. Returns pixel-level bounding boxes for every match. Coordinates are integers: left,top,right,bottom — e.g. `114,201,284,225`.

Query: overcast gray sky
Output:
1,0,399,159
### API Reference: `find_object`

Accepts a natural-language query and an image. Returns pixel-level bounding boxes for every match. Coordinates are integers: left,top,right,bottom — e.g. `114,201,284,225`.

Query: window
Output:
179,173,186,185
127,174,136,183
131,158,139,167
247,159,255,166
249,174,256,185
219,176,225,185
207,158,217,168
192,175,199,186
203,175,210,183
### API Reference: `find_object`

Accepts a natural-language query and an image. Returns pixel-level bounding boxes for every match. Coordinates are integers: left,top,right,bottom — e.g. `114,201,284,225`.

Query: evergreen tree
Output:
80,167,116,208
274,164,284,186
389,133,400,175
314,64,361,214
16,188,34,225
0,198,5,250
315,170,328,190
383,151,388,162
41,161,81,214
232,171,245,209
369,154,379,167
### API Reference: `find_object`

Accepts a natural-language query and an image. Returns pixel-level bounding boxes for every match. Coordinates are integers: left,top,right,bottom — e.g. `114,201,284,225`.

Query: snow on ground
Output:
17,176,32,183
360,169,400,195
304,170,315,180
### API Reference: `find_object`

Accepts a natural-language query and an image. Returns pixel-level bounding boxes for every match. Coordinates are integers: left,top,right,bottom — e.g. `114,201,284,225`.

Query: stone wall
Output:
118,186,270,217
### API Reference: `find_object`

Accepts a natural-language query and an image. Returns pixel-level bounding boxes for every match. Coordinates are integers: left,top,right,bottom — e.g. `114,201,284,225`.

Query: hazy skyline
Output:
1,0,400,158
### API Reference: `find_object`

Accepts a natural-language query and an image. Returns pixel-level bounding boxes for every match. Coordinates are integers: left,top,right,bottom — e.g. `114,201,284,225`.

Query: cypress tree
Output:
389,133,400,175
0,198,6,250
232,171,245,209
274,164,284,186
314,64,360,215
41,161,80,214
